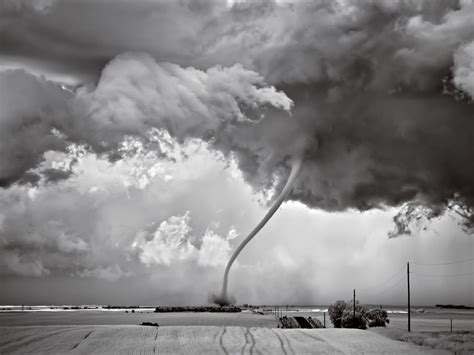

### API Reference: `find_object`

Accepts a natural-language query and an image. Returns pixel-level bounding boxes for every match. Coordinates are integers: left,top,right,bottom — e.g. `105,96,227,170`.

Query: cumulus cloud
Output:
0,53,293,189
453,41,474,98
134,212,196,266
73,52,292,149
0,136,256,281
133,212,237,267
198,229,238,267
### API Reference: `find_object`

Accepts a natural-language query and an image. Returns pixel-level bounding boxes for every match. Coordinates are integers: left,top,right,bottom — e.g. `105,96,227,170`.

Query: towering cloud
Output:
0,52,293,186
73,52,292,149
454,41,474,98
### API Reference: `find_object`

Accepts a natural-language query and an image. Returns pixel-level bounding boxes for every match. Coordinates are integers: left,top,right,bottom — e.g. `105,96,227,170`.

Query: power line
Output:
411,271,474,277
358,257,474,293
356,258,473,303
411,257,474,266
371,273,406,296
358,265,405,293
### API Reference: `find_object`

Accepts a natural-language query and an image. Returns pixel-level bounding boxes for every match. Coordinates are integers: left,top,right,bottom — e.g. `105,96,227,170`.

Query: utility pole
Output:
353,289,356,319
407,262,411,332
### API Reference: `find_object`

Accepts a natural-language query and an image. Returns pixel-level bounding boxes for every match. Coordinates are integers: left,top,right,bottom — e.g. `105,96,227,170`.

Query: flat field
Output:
1,310,472,353
0,325,446,354
0,310,277,328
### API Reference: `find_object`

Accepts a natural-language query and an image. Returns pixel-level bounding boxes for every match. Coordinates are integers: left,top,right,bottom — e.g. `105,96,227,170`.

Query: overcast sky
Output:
0,0,473,306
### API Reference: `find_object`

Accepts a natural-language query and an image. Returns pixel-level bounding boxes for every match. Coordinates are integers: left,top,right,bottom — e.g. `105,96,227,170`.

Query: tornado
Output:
212,156,303,306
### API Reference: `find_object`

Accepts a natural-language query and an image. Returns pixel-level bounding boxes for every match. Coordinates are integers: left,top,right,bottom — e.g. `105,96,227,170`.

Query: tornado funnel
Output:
213,157,303,306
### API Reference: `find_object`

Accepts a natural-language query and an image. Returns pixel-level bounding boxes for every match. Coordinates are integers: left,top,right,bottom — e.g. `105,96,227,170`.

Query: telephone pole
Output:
353,289,356,319
407,262,411,332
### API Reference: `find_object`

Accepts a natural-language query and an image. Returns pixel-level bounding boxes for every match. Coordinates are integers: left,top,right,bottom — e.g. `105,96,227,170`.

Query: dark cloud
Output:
1,0,473,244
289,87,474,212
0,69,71,186
41,168,74,183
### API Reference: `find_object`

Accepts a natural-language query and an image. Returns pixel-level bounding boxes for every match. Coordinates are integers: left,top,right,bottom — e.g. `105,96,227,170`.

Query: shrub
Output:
328,300,347,328
366,309,389,327
328,300,371,329
307,316,324,328
279,316,300,329
141,322,159,327
341,309,367,329
153,306,241,313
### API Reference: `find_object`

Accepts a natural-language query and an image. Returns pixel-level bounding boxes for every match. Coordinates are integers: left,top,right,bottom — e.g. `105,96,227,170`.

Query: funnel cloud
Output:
215,156,303,305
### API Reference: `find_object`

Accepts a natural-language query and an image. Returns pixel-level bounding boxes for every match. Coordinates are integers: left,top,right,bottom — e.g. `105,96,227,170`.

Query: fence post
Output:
323,312,326,328
450,318,453,332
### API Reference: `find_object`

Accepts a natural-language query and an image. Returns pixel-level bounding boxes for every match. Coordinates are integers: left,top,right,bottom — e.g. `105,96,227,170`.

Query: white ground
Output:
0,325,449,354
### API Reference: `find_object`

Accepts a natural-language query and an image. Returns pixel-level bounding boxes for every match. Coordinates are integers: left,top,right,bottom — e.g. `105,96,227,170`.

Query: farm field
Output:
386,313,474,332
6,307,467,331
1,310,472,353
0,310,278,328
0,325,447,354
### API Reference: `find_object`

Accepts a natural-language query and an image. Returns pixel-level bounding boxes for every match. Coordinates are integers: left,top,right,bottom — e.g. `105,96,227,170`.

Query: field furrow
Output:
0,325,449,354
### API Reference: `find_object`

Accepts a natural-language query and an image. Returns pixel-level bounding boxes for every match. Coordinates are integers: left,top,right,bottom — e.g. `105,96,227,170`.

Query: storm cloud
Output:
0,0,473,302
2,0,474,227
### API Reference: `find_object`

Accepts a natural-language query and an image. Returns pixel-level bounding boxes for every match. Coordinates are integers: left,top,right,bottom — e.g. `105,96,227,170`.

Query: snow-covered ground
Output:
0,325,447,354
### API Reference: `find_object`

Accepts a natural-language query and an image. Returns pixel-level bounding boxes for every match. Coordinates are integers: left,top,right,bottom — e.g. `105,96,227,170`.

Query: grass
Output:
398,331,474,353
372,328,474,353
